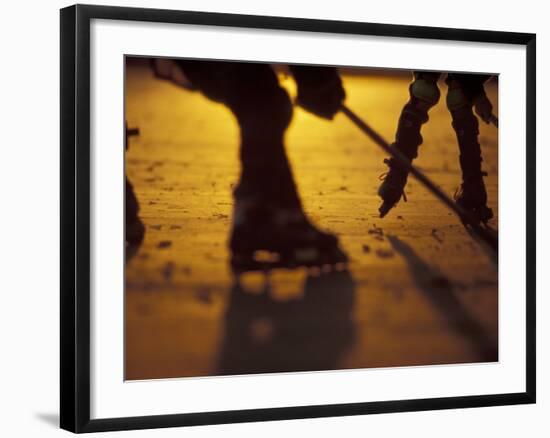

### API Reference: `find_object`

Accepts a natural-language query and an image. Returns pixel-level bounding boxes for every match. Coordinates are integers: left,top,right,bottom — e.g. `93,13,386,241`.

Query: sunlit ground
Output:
124,60,498,380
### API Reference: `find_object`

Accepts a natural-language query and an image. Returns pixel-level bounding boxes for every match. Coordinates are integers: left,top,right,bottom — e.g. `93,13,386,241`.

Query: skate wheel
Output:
293,247,321,263
334,261,347,272
308,266,322,276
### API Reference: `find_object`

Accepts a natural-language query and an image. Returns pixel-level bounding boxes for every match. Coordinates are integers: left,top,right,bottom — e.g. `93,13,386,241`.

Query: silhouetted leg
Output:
378,72,441,217
175,61,347,272
446,74,493,222
175,61,299,206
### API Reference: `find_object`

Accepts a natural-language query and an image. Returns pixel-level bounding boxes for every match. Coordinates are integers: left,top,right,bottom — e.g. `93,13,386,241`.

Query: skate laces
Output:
453,185,463,201
378,159,391,180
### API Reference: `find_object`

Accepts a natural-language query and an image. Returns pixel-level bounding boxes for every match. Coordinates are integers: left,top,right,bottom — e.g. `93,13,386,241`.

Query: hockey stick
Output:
340,104,498,254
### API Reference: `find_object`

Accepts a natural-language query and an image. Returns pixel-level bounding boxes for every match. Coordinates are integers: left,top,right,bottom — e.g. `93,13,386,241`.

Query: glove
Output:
473,92,493,124
150,58,197,91
290,66,345,119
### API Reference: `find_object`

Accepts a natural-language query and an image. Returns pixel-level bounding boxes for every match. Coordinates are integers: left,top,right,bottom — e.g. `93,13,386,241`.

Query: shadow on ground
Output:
388,235,497,362
217,270,356,375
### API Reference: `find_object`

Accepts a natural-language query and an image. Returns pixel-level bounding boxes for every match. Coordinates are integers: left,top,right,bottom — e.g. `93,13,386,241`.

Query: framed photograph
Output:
60,4,536,433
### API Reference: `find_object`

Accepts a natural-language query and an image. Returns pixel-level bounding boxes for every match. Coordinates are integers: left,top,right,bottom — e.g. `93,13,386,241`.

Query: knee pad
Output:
446,85,470,112
409,78,441,109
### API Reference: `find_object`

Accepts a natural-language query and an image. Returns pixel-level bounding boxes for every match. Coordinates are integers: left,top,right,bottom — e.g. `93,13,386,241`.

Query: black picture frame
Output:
60,4,536,433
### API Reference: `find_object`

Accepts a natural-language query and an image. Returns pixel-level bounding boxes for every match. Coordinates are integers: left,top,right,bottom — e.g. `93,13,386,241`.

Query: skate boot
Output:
125,123,145,251
126,217,145,248
126,176,145,250
378,156,409,218
454,174,493,224
229,199,348,274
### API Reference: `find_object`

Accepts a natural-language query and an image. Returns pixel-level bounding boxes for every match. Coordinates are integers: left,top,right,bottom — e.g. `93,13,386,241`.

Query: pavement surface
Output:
124,60,499,380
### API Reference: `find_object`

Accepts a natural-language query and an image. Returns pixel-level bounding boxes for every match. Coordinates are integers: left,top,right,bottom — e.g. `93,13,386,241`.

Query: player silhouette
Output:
378,71,495,222
137,59,349,272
